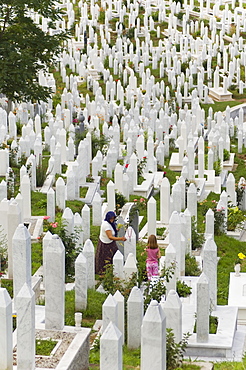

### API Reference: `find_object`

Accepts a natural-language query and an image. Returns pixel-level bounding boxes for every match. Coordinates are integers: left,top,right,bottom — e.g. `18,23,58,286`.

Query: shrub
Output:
36,164,47,187
185,254,201,276
115,192,127,215
176,280,192,297
213,159,221,176
223,149,230,161
166,329,190,370
191,217,205,250
143,263,176,311
227,206,246,231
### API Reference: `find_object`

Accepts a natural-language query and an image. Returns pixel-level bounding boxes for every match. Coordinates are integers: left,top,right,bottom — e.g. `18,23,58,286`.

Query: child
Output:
145,234,161,280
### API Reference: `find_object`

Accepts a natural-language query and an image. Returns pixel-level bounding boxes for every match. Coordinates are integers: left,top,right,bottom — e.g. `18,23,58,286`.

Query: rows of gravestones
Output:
0,0,246,368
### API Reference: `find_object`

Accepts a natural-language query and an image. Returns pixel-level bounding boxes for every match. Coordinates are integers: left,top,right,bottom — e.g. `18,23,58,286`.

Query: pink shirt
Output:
146,248,159,263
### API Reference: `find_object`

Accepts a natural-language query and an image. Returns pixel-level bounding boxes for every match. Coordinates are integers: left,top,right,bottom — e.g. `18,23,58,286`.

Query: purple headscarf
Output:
104,211,118,237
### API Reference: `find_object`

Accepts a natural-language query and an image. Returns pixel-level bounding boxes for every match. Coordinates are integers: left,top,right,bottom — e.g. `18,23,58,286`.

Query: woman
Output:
95,211,126,275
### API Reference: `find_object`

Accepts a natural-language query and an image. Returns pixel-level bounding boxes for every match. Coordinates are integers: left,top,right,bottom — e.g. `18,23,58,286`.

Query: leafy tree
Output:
0,0,67,108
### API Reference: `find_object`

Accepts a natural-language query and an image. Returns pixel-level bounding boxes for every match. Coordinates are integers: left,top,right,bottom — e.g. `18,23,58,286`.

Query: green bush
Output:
191,217,205,250
177,280,192,297
213,159,221,176
223,149,230,161
166,329,190,370
185,254,201,276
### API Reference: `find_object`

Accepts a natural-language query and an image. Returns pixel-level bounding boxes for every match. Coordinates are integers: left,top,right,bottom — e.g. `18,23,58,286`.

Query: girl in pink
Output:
145,234,161,280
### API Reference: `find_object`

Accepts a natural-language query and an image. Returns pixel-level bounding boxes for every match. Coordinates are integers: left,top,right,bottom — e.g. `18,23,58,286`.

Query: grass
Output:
216,235,246,305
66,199,84,214
36,338,57,356
194,315,218,334
0,279,13,298
214,356,246,369
31,191,47,216
65,289,107,327
32,242,43,275
200,101,243,118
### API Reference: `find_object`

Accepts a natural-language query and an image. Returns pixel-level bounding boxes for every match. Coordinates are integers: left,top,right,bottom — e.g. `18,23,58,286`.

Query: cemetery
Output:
1,0,246,368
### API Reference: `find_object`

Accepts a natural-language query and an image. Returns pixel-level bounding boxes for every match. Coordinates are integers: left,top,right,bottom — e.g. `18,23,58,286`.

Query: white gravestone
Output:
45,235,65,330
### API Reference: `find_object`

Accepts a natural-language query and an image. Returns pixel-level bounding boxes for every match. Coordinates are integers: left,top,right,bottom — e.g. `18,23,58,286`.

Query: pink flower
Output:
163,171,167,175
37,236,41,239
134,199,138,202
52,222,58,228
43,216,50,220
212,200,216,203
140,198,145,202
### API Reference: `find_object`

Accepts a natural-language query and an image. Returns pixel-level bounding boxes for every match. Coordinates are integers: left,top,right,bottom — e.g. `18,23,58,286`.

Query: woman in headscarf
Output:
95,211,126,275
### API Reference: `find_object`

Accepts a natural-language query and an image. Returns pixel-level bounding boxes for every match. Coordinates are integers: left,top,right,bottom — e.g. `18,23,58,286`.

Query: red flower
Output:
125,164,129,168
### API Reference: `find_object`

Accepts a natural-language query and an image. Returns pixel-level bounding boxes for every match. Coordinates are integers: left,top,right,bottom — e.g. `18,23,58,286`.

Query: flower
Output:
43,216,50,220
51,222,58,228
125,163,129,168
238,252,246,260
134,199,138,202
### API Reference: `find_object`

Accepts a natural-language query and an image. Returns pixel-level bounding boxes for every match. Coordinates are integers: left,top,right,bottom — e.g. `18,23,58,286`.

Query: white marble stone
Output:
75,252,87,311
0,288,12,370
83,239,95,289
203,237,217,310
161,290,182,342
127,286,143,349
141,300,166,370
13,224,32,299
16,283,35,370
114,290,125,344
7,200,21,279
102,294,118,333
45,235,65,330
100,322,122,370
197,272,209,343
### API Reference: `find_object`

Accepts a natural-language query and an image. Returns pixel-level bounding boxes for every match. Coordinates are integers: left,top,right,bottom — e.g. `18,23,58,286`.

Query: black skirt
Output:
95,239,118,275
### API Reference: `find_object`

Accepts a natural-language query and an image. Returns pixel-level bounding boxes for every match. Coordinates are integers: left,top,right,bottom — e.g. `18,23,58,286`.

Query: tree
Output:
0,0,67,108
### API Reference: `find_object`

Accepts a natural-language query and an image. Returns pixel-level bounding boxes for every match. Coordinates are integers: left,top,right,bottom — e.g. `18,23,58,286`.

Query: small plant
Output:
99,263,138,300
176,280,192,298
213,159,221,176
98,8,105,23
36,164,47,187
227,206,246,231
191,217,205,250
43,217,81,281
126,27,135,39
128,197,146,223
137,156,147,180
166,329,190,370
235,252,246,265
156,227,166,237
223,149,230,161
143,263,176,311
86,174,94,183
115,192,127,215
185,254,201,276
